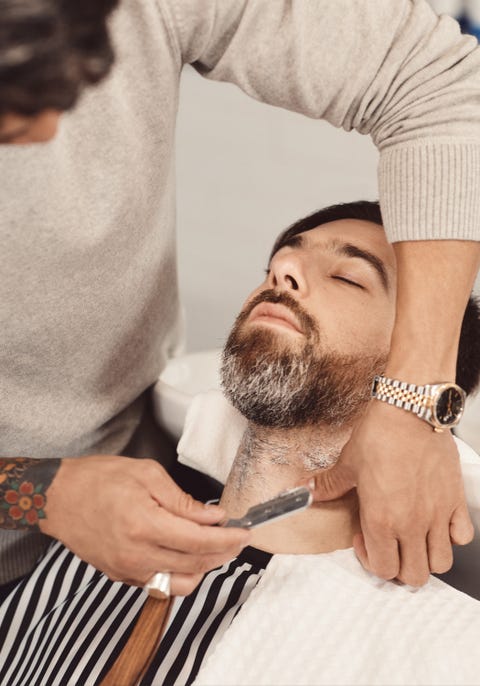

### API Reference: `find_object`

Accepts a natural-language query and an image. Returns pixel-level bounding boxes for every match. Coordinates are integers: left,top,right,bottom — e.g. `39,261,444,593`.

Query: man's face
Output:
221,219,397,428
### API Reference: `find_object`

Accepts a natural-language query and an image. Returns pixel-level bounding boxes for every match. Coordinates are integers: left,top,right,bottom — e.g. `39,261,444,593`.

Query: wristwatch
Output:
371,375,466,432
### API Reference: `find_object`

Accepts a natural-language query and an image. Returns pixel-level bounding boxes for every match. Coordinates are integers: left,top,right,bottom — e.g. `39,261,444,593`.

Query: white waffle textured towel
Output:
177,390,247,484
194,549,480,685
178,391,480,686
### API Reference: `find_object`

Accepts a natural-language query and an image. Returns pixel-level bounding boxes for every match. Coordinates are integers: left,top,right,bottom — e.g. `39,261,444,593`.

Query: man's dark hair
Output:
0,0,118,117
270,200,480,397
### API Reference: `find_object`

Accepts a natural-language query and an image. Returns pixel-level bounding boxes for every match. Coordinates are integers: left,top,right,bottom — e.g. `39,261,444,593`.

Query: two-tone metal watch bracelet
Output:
371,374,466,432
372,375,429,414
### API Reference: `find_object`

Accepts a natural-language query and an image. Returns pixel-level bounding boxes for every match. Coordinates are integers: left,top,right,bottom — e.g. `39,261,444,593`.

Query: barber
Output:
0,0,250,602
0,0,479,597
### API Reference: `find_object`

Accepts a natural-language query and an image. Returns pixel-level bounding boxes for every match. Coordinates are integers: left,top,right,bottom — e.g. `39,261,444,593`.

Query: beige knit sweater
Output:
1,0,479,582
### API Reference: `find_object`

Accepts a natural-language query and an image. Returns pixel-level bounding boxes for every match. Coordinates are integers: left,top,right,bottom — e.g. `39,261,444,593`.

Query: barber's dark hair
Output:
271,200,480,397
0,0,118,117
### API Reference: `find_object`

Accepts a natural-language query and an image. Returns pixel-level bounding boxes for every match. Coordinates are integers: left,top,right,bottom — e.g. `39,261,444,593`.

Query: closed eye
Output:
332,276,364,289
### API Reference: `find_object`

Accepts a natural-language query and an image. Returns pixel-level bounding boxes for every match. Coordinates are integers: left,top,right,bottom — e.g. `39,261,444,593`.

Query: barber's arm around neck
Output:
388,241,480,383
310,239,480,587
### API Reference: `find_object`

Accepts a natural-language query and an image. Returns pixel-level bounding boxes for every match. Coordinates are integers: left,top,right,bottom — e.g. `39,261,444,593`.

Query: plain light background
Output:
176,67,379,351
175,66,480,449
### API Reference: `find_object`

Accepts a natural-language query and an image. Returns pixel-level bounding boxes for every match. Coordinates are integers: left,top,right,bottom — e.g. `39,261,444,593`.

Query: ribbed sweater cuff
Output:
378,142,480,243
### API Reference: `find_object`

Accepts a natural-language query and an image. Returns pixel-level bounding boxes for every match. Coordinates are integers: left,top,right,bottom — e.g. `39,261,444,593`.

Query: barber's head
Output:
222,201,480,429
0,0,118,144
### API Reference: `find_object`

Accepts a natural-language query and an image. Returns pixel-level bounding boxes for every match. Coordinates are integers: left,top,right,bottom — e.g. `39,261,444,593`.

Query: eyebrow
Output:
272,234,389,292
278,234,304,251
333,241,389,291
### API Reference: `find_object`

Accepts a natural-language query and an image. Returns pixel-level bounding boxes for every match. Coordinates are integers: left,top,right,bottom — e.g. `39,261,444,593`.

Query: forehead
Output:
276,219,395,269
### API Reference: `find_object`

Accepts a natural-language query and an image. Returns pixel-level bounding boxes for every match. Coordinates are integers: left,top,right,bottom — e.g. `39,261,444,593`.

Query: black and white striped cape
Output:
0,541,271,686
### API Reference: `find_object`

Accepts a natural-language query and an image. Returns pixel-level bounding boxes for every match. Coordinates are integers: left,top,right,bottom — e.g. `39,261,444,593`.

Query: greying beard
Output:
221,327,385,429
221,290,387,488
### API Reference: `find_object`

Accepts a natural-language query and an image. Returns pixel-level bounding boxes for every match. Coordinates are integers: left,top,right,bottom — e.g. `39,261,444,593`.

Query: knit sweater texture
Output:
1,0,480,582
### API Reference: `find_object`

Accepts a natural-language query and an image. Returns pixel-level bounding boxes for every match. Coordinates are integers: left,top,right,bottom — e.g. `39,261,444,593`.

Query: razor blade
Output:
221,486,312,529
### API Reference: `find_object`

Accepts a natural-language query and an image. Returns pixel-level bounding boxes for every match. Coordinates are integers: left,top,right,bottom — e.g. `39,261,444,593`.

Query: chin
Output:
244,323,306,350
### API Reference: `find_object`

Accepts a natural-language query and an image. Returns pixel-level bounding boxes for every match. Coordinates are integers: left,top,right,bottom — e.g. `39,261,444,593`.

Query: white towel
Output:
180,391,480,686
177,390,247,484
194,549,480,686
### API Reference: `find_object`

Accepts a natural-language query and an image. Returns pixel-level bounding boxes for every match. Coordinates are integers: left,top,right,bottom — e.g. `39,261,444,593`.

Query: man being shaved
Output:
0,200,479,686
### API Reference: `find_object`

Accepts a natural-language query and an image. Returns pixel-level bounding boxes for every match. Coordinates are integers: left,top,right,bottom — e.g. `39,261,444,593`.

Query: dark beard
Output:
221,290,386,429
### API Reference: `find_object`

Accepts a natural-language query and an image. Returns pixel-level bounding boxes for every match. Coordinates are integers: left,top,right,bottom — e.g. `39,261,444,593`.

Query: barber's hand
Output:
40,455,250,595
307,401,474,586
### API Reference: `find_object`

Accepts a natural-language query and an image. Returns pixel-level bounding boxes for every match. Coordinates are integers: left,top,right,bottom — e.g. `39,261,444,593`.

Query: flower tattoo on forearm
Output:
0,458,61,530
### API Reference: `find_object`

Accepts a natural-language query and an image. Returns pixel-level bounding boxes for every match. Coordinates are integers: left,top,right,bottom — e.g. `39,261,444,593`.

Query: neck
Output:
220,422,360,554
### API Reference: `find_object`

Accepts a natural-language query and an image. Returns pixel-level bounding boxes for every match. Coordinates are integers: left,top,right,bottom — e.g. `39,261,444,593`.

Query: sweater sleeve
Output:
160,0,480,242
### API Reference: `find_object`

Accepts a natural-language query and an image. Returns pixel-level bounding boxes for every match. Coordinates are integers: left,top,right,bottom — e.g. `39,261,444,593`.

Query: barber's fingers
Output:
427,504,473,575
356,512,469,584
107,529,247,585
357,528,454,584
359,524,431,586
147,508,250,555
141,547,243,580
450,502,474,546
104,501,250,585
302,464,356,503
142,460,227,525
396,537,430,587
352,532,369,570
357,532,430,586
426,527,454,574
355,530,400,581
170,573,204,597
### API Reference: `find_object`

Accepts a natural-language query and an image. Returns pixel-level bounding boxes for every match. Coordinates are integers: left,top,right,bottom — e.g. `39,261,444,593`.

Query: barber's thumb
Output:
301,464,355,503
154,478,226,525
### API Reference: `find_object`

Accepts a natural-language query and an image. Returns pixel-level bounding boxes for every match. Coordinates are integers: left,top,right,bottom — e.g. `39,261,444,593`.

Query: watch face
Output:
435,386,465,426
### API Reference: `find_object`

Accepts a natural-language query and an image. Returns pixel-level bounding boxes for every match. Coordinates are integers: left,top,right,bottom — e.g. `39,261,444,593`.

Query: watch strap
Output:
371,375,432,421
371,375,466,431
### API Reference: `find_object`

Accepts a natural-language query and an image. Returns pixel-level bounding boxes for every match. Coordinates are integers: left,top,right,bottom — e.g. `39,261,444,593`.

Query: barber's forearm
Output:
386,240,480,382
0,457,61,530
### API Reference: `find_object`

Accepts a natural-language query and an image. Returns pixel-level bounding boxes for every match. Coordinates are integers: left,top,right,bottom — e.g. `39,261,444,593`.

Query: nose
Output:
268,250,308,296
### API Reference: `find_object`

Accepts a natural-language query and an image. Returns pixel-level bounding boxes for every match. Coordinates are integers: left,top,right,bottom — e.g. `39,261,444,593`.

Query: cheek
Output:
324,301,394,356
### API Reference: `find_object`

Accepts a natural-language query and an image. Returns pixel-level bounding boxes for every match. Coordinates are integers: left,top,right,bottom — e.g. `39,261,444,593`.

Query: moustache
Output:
238,289,319,341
